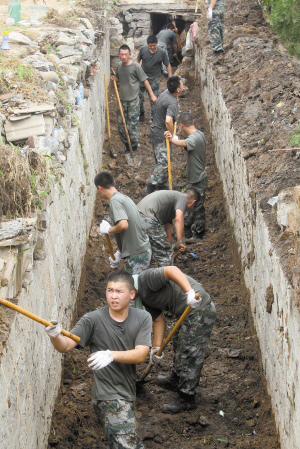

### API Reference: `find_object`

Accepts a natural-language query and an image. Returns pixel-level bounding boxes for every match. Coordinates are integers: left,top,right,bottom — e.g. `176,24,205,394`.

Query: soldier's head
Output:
184,187,201,209
147,35,158,53
94,171,116,199
166,23,175,31
167,76,183,95
178,112,194,130
118,44,131,64
106,270,136,313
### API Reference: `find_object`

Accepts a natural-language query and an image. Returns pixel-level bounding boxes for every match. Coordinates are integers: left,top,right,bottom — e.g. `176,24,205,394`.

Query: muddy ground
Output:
47,67,280,448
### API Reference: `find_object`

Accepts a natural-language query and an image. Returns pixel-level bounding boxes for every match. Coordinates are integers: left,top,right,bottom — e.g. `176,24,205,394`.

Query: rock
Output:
182,46,194,57
80,45,92,61
199,415,210,426
109,17,120,25
59,55,82,65
55,32,77,46
153,436,163,444
80,18,93,29
110,27,122,38
83,29,96,43
4,114,46,142
9,32,38,47
132,13,150,21
33,249,46,260
124,14,133,23
57,45,79,59
0,93,13,101
29,135,59,156
45,81,54,91
40,71,60,83
136,20,150,28
111,56,120,69
110,35,123,46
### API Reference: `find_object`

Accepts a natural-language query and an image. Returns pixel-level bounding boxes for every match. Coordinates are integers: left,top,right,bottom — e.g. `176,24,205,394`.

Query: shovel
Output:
0,297,80,342
112,70,141,167
104,234,115,260
138,294,199,383
104,73,117,159
166,136,173,190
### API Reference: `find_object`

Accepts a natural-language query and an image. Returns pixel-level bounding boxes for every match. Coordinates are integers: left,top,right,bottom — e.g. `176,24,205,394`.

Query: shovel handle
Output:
0,297,80,342
113,79,134,158
166,137,172,190
104,74,111,143
105,234,115,260
139,295,199,381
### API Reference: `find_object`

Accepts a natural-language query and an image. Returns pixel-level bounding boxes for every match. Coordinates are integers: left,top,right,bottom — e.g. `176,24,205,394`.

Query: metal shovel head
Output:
125,153,142,167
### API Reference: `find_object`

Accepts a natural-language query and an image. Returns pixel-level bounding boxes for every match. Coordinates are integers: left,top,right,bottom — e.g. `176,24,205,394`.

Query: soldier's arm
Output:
163,222,173,245
174,209,185,249
152,313,166,347
111,346,150,364
209,0,217,8
166,63,172,78
143,79,157,103
108,219,128,234
165,116,174,134
163,266,192,292
164,131,187,147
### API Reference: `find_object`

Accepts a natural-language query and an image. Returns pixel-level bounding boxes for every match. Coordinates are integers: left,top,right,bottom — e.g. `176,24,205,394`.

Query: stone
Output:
109,17,120,25
199,415,210,426
110,56,120,69
80,45,92,61
134,36,147,47
40,71,60,84
33,249,46,260
124,14,133,23
59,55,82,65
4,114,46,142
127,29,134,38
46,81,54,91
13,104,55,114
83,29,96,43
29,135,59,156
59,64,81,83
80,18,93,29
110,35,123,46
0,93,14,101
43,115,54,135
129,21,137,29
9,32,38,47
55,32,77,47
57,45,79,59
110,27,121,38
132,13,150,21
136,20,150,28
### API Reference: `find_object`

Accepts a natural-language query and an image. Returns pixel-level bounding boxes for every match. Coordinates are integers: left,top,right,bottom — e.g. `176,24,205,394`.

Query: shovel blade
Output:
125,153,142,167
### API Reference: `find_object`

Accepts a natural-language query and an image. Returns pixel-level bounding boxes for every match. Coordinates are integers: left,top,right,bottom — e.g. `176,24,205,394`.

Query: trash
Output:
6,18,15,26
276,102,285,108
189,252,198,259
219,410,224,417
267,196,278,206
8,0,21,24
1,31,10,50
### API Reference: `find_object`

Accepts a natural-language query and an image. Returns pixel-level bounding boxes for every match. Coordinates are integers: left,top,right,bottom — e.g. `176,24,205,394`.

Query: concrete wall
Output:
195,47,300,449
0,31,110,449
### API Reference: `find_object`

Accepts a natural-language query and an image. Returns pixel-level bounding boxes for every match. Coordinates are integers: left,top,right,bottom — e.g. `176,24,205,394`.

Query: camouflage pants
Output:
139,213,172,267
117,96,140,149
93,399,144,449
208,8,225,52
149,139,168,187
125,248,152,275
139,79,160,119
184,175,208,234
172,301,216,395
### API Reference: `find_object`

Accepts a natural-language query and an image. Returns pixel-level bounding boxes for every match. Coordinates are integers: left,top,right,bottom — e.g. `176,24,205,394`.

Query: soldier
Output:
112,44,157,152
147,75,183,193
157,23,178,65
165,112,207,241
134,266,216,413
136,35,172,122
207,0,225,57
94,171,152,274
45,270,152,448
137,188,200,266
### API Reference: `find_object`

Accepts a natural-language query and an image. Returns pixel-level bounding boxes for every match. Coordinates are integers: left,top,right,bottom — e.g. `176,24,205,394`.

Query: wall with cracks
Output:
195,46,300,449
0,29,109,449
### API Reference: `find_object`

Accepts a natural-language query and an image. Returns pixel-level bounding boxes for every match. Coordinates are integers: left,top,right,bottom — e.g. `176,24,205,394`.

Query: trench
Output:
46,72,280,448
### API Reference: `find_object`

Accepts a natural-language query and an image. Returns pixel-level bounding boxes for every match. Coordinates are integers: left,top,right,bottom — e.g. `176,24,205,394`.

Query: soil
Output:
47,75,280,448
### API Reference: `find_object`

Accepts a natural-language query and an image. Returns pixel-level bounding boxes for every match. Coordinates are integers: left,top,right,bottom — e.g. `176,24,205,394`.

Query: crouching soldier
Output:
133,266,216,413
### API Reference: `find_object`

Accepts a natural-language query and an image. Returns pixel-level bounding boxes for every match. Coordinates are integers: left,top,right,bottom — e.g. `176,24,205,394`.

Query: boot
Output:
162,392,196,413
185,230,205,243
139,113,145,122
184,225,193,239
146,183,156,194
157,371,179,391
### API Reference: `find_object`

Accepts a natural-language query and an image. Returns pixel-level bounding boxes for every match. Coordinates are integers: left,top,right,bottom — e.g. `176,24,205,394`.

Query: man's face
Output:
148,42,157,53
119,49,131,64
106,281,135,313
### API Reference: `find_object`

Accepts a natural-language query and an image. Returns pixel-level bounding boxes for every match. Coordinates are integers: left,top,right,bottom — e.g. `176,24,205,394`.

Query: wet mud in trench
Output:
47,75,280,448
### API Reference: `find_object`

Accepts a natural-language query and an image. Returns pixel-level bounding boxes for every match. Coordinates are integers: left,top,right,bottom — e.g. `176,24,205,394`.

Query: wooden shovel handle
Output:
105,234,115,260
139,294,199,381
166,137,172,190
0,297,80,342
113,79,134,158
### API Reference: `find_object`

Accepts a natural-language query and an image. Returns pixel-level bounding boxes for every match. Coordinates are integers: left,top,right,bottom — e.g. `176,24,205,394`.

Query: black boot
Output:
185,230,205,243
162,392,196,413
157,371,179,391
146,183,156,194
139,113,145,122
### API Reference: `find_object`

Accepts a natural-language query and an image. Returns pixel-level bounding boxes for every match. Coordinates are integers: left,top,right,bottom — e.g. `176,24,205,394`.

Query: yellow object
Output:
166,137,172,190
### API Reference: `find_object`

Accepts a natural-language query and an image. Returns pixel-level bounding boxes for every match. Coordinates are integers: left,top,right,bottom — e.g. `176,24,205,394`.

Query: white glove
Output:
99,220,111,234
207,8,213,21
45,320,62,338
172,135,178,141
109,250,121,268
150,346,164,364
87,349,114,370
186,289,202,308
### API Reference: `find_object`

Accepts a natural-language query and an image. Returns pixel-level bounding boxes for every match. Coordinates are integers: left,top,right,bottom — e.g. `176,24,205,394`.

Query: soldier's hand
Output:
177,243,186,250
45,320,62,338
110,75,117,82
88,350,114,370
150,347,164,364
207,8,213,21
164,131,172,140
186,289,202,308
151,94,158,104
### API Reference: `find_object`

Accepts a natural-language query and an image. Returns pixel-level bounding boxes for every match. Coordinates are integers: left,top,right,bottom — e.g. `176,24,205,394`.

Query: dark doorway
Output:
151,13,172,35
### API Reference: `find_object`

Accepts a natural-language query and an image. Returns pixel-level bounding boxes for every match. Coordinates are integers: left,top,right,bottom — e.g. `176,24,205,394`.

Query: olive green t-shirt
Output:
185,130,207,183
71,306,152,401
150,89,179,142
116,60,147,101
138,45,169,83
109,192,150,258
137,191,188,224
136,267,211,320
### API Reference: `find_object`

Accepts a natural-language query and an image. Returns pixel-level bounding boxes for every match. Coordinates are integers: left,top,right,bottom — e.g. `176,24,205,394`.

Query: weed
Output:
290,123,300,146
73,367,76,374
60,397,64,404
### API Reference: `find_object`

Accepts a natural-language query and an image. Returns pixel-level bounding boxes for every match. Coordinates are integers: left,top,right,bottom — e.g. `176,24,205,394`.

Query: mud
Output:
47,63,280,448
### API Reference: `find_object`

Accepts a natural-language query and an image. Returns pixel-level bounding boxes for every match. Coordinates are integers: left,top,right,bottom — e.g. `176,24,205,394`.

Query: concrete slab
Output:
4,114,45,141
12,104,55,115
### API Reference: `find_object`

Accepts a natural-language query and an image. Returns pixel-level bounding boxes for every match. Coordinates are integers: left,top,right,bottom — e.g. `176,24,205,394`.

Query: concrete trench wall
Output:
0,31,110,449
195,47,300,449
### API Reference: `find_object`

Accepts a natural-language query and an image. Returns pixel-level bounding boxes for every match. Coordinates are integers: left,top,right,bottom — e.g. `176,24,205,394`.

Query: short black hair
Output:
185,187,200,203
166,23,175,30
178,112,194,127
147,35,157,44
94,171,115,189
119,44,131,53
106,270,135,291
167,76,181,94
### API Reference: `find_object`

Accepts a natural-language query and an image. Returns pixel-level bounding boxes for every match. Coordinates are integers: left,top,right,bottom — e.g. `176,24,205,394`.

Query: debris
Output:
267,196,278,207
4,114,45,142
219,410,225,417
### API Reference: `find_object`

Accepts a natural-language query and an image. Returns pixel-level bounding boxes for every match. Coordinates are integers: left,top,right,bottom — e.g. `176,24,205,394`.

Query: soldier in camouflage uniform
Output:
137,189,200,267
134,266,216,413
139,79,160,121
207,0,225,56
113,44,157,151
45,270,152,448
95,171,152,274
165,112,208,240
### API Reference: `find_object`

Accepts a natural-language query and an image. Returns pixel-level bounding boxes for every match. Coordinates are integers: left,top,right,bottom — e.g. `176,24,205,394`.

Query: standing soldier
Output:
165,112,207,241
45,270,152,448
156,23,178,65
134,266,216,413
137,188,199,266
112,44,157,152
207,0,225,58
147,75,183,193
136,35,172,122
94,171,152,274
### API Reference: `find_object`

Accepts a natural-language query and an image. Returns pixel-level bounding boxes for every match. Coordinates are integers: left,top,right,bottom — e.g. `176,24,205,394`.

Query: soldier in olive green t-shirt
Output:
95,171,152,274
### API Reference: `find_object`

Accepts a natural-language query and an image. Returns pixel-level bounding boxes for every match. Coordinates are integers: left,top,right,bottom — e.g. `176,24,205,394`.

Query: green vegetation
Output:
290,123,300,146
